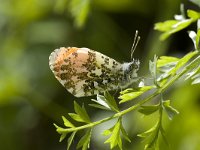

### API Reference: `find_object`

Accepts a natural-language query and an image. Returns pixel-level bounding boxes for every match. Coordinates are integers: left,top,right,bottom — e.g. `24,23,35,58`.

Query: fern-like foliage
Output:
54,2,200,150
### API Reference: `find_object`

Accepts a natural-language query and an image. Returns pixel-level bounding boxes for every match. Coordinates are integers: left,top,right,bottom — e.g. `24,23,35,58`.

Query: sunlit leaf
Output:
157,56,179,68
54,124,68,134
102,129,112,136
77,129,92,150
144,124,159,150
161,19,193,40
156,56,179,83
121,123,131,143
155,10,200,41
104,91,119,112
157,75,170,87
102,126,114,136
104,120,121,149
188,31,197,49
149,55,158,78
160,126,169,147
74,101,91,123
62,116,75,128
196,29,200,49
120,88,135,94
185,65,200,80
90,93,119,111
163,100,179,120
89,103,110,110
119,86,154,103
67,131,77,150
68,113,85,123
118,136,123,150
191,73,200,84
137,121,158,138
154,20,179,32
187,10,200,20
91,94,110,109
59,133,67,142
138,104,160,115
157,72,172,85
169,51,198,75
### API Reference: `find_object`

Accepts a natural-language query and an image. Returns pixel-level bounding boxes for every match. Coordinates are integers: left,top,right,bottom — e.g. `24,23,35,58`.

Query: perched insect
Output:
49,31,140,97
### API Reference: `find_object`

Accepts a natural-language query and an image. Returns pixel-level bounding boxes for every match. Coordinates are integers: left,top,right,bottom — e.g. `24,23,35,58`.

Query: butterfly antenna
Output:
131,30,140,60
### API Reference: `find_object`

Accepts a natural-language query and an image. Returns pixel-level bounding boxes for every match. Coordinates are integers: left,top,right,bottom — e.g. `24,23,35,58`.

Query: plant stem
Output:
59,52,200,133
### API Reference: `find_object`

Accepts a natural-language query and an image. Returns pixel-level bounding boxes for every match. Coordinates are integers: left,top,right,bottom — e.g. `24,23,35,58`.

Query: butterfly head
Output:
122,59,140,81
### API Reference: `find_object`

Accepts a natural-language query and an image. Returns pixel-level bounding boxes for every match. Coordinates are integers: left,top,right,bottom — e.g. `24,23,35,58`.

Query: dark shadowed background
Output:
0,0,200,150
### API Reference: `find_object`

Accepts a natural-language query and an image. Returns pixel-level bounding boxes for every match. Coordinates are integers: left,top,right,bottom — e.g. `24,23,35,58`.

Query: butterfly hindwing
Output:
49,47,124,97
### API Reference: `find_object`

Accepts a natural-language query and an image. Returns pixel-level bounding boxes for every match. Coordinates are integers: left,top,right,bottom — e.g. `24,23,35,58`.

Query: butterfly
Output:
49,32,140,97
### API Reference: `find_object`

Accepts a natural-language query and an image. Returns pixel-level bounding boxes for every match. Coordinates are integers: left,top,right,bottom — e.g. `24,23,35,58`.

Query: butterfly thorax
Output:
119,60,140,88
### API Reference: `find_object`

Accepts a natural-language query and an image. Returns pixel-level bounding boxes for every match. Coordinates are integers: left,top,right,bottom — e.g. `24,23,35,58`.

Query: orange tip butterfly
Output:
49,31,140,97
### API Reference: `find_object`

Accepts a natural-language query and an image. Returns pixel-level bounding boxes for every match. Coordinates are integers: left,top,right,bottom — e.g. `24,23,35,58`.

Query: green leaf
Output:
59,133,67,142
77,129,92,150
54,123,60,131
90,93,120,111
157,51,198,84
68,113,85,123
144,136,158,150
138,104,160,115
196,29,200,49
188,31,197,49
118,136,123,150
121,123,131,143
120,88,135,94
191,73,200,84
104,91,119,112
169,51,197,76
155,10,200,41
187,10,200,20
102,126,114,136
67,131,77,150
154,20,179,32
149,55,158,78
62,116,75,128
163,100,179,120
185,65,200,80
119,86,154,103
74,101,91,123
89,103,110,110
141,122,160,150
90,94,110,110
54,123,68,134
69,0,90,27
160,126,169,147
161,19,193,40
104,120,121,149
137,121,158,138
119,91,141,103
157,76,169,87
156,56,179,83
157,56,179,68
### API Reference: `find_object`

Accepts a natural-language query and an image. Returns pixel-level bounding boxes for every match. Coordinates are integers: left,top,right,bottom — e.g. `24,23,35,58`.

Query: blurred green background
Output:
0,0,200,150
